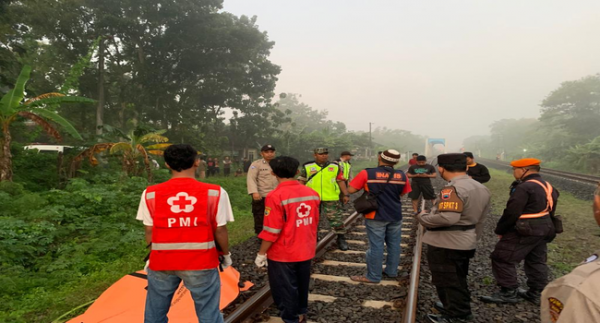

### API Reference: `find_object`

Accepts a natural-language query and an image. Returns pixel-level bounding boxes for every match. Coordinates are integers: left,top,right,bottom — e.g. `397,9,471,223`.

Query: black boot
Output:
479,287,520,304
518,288,541,305
337,234,349,251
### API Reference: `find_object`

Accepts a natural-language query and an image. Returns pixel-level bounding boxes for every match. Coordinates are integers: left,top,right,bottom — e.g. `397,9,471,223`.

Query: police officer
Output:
298,148,351,251
540,188,600,322
480,158,558,305
337,151,354,205
464,152,491,184
247,144,279,235
417,153,491,323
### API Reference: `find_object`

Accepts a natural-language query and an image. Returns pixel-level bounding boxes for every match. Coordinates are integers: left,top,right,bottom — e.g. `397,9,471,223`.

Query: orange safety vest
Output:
145,178,221,271
519,179,554,219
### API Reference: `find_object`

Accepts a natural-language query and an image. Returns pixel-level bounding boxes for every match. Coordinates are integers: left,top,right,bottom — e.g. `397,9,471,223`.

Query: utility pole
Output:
369,122,373,157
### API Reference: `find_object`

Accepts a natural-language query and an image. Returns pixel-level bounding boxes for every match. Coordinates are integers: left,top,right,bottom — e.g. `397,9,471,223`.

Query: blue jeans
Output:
365,219,403,282
145,268,224,323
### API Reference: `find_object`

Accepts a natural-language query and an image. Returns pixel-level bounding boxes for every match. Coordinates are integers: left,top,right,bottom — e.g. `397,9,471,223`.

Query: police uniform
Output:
417,153,491,323
337,151,354,203
258,180,320,323
298,148,349,250
480,158,559,305
540,251,600,323
247,145,278,234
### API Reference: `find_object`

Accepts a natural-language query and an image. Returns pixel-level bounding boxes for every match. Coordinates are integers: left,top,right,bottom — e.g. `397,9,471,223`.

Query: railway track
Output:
225,197,424,323
480,158,600,185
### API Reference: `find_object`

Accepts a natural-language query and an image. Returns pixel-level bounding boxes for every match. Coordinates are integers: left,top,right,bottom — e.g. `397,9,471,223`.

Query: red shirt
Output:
409,159,418,166
258,181,320,262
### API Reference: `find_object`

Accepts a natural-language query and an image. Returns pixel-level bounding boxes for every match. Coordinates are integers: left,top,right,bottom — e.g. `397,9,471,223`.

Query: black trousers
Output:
224,167,231,176
251,198,266,234
491,231,550,291
268,259,312,323
427,245,475,317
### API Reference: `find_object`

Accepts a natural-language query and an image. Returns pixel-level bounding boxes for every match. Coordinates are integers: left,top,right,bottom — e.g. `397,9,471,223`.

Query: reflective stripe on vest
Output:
152,241,216,251
263,226,282,234
520,179,554,219
342,161,351,180
304,163,340,201
281,195,320,205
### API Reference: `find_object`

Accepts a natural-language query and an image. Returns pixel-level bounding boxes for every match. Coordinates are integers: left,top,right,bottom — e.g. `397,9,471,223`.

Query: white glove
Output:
255,253,268,268
221,253,232,269
144,260,150,272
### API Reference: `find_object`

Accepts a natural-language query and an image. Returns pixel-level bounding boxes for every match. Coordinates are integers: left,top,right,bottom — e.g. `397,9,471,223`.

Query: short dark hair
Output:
440,164,467,172
164,144,197,172
269,156,299,178
525,165,541,172
412,153,419,156
416,155,426,161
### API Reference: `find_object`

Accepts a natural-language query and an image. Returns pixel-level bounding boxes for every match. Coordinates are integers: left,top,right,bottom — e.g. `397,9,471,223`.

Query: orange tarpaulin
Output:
67,267,253,323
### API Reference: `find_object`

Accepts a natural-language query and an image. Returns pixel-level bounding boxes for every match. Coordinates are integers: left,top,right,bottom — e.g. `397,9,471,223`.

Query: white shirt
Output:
136,187,235,227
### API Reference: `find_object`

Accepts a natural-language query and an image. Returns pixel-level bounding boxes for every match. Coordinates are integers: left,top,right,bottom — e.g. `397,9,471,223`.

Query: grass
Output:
486,168,600,276
10,175,253,323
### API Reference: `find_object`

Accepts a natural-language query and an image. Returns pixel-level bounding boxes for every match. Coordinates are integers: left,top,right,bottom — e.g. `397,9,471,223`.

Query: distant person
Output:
207,157,215,178
247,145,278,235
417,153,491,323
196,156,207,180
481,158,559,306
464,152,491,184
407,155,437,215
336,151,354,203
136,144,233,323
243,157,251,173
223,156,232,177
255,156,320,323
540,184,599,322
409,153,419,166
234,168,243,177
347,149,411,283
213,158,220,176
298,148,351,251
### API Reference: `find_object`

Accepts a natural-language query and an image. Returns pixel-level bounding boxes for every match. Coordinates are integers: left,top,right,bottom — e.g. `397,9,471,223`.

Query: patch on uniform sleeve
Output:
436,186,463,212
548,297,564,323
584,254,598,263
264,207,271,217
250,166,256,169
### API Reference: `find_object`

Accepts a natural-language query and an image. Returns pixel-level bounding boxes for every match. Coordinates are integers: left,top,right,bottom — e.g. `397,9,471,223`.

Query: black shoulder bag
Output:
354,168,394,214
306,162,329,183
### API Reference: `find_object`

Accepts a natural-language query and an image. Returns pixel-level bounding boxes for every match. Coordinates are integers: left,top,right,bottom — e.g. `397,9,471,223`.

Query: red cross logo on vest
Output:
296,203,311,218
167,192,198,213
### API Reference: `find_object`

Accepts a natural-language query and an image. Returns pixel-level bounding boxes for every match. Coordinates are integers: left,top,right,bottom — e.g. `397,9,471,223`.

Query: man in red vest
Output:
255,156,320,323
136,144,234,323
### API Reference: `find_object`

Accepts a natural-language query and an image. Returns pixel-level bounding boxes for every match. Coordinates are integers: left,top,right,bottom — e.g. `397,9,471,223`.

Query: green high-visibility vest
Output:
342,161,352,180
304,162,340,201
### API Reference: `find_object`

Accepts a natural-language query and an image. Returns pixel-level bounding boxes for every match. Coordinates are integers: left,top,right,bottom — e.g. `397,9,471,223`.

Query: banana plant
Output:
0,65,94,181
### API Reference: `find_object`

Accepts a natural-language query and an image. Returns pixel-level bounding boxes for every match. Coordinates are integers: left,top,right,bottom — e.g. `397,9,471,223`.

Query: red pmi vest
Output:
145,178,221,271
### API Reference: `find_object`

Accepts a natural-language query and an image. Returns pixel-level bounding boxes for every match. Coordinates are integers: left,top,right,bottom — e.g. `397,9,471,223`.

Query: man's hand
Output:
343,196,350,204
221,253,232,269
252,193,262,201
255,253,268,268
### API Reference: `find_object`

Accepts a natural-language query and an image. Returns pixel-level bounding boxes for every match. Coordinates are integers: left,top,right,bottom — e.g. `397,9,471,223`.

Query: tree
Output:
71,124,170,181
0,65,93,181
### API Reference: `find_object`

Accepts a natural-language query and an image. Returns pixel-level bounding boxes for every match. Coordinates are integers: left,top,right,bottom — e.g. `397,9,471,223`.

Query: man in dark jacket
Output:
480,158,558,306
464,152,491,184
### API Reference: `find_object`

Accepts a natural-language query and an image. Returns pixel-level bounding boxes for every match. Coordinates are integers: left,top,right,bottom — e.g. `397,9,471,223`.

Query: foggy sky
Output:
223,1,600,150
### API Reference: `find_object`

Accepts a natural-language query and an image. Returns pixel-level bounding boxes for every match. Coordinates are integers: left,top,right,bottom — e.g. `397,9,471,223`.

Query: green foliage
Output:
0,171,253,323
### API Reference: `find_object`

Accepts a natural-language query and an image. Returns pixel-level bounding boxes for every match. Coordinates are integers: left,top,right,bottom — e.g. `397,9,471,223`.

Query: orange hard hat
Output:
510,158,541,168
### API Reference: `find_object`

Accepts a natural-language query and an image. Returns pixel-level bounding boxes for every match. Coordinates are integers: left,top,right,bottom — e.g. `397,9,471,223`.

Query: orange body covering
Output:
67,266,252,323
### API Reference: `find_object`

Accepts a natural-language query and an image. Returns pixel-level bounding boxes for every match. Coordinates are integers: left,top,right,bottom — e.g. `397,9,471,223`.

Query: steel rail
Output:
480,158,600,185
402,199,424,323
224,211,362,323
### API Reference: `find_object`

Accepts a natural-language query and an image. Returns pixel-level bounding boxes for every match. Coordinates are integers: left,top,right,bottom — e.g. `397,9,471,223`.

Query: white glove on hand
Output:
221,253,232,270
255,253,268,268
144,260,150,272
